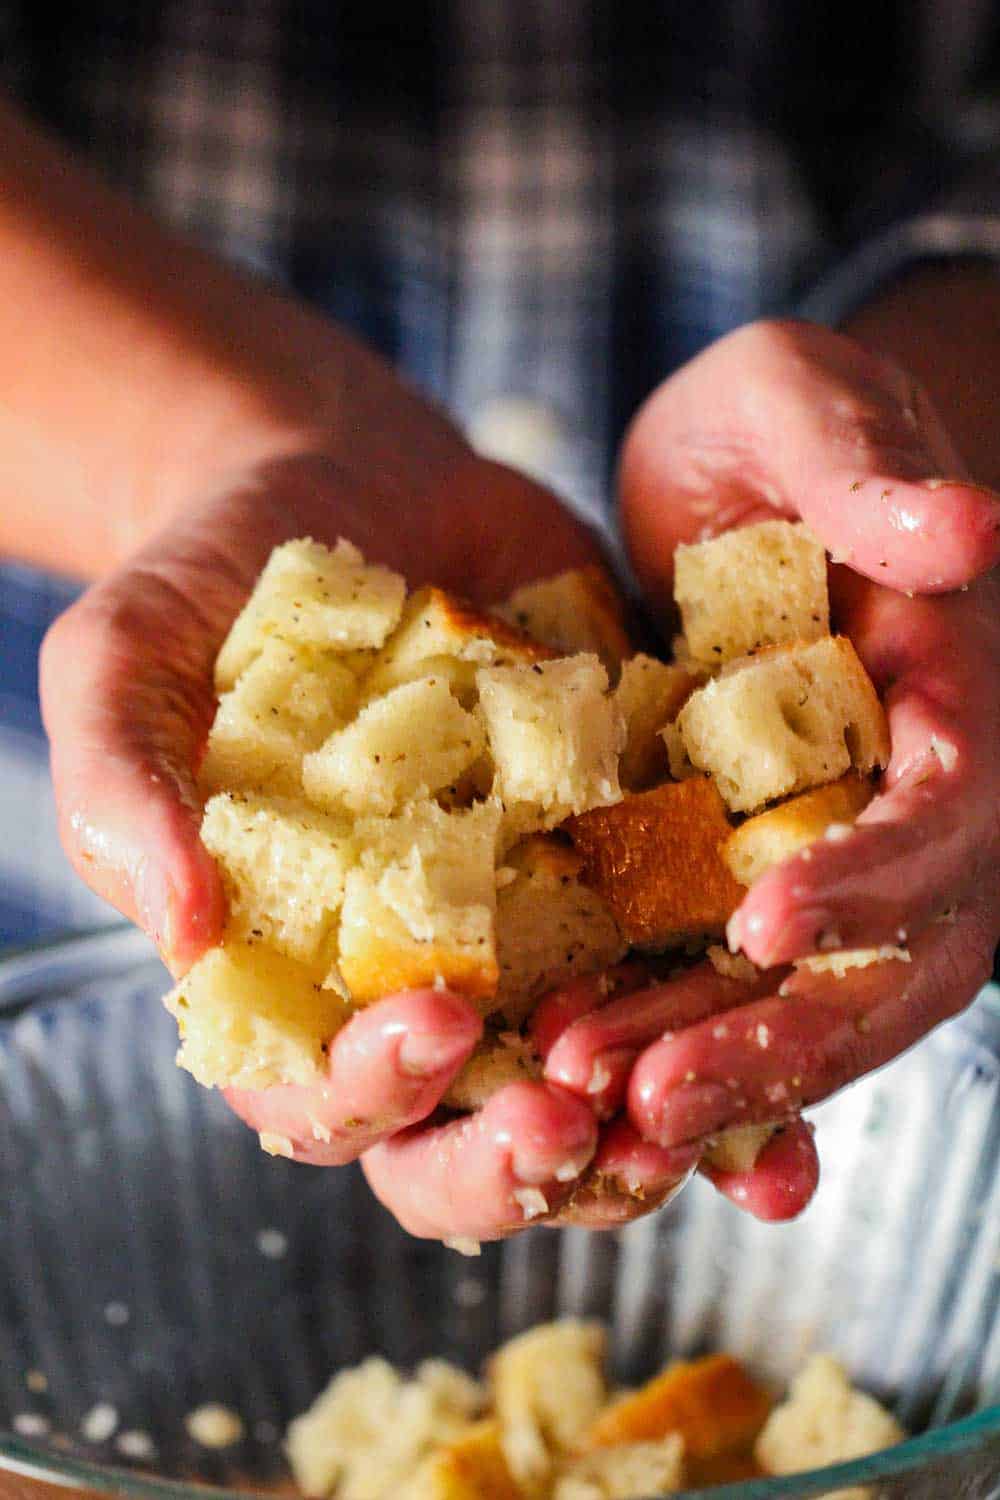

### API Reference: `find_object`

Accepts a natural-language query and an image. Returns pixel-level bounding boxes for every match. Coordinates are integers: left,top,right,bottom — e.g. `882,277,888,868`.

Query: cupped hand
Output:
612,318,1000,1157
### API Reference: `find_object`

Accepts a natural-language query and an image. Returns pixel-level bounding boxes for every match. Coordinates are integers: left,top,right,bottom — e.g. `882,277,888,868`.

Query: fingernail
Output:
398,1027,476,1078
656,1082,736,1146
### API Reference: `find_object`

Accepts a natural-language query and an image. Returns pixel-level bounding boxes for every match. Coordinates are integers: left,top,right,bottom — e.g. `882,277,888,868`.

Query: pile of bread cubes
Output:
166,519,891,1121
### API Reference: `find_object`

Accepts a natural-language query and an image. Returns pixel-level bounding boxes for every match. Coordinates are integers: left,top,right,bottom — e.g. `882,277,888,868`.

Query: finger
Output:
551,1118,698,1229
700,1118,819,1222
630,899,996,1148
619,320,1000,610
541,963,774,1120
361,1082,598,1242
224,988,482,1164
529,962,653,1061
730,574,1000,966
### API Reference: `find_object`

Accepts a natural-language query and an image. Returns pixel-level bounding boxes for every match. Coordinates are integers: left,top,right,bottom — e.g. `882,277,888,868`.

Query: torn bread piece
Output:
302,676,486,817
500,566,634,678
586,1353,771,1461
199,639,359,798
566,779,745,950
674,520,828,669
215,538,406,690
723,774,874,886
672,637,889,813
553,1436,685,1498
402,1419,523,1500
444,1029,543,1112
490,1320,607,1488
615,654,700,791
164,941,351,1091
337,800,502,1004
477,654,625,841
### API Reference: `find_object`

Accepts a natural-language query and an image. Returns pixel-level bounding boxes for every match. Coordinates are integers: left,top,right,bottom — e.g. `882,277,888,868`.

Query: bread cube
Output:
724,774,873,885
615,654,700,790
674,520,828,668
337,800,502,1003
443,1030,543,1112
587,1353,771,1460
303,676,486,817
492,836,626,1026
164,940,351,1090
362,586,553,702
477,655,624,839
215,538,405,689
200,792,356,964
672,637,890,813
553,1436,685,1499
755,1354,904,1494
287,1356,483,1500
199,640,359,797
500,566,633,677
490,1321,607,1486
404,1420,524,1500
566,779,744,950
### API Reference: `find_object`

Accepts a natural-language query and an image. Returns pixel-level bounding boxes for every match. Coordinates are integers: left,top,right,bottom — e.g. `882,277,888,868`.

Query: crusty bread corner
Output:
723,774,874,886
672,637,889,813
674,520,828,669
566,779,745,950
499,566,635,677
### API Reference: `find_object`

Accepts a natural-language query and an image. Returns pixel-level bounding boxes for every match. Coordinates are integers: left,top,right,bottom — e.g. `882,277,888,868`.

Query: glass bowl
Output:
1,927,999,1499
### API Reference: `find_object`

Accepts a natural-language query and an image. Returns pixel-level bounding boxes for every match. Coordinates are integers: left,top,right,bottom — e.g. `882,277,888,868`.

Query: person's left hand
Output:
536,320,1000,1180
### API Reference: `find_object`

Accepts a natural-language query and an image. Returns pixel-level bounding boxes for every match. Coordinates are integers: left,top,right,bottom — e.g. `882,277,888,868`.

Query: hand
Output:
594,318,1000,1161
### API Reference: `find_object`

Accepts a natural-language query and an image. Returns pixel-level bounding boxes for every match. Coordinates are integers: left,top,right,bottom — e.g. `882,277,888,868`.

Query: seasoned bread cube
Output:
215,538,406,689
553,1436,684,1498
478,656,624,838
566,779,744,950
674,521,828,668
199,640,359,797
614,654,700,791
303,677,486,817
363,587,553,702
165,940,351,1090
403,1420,524,1500
338,800,502,1003
586,1353,771,1460
672,637,890,813
492,837,626,1026
490,1321,607,1487
443,1030,543,1112
500,567,633,677
723,774,874,886
755,1354,904,1496
287,1356,483,1500
200,792,356,964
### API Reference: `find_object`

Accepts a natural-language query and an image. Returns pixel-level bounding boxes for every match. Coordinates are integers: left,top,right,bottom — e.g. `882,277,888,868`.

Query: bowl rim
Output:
2,927,999,1497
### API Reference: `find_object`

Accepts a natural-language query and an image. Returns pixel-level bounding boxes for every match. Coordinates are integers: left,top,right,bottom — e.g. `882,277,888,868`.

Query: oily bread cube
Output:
200,792,356,964
443,1029,543,1112
477,655,624,838
302,676,486,816
615,654,700,791
755,1354,904,1494
490,1321,607,1487
199,639,359,797
492,836,626,1026
674,520,828,668
553,1436,685,1498
287,1356,483,1500
215,538,405,690
337,800,502,1003
566,779,745,950
165,940,351,1090
403,1420,524,1500
500,566,633,677
672,637,890,813
587,1353,771,1462
362,586,554,702
723,774,874,886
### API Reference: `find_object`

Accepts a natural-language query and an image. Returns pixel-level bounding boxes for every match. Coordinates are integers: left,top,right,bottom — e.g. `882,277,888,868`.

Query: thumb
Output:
619,319,1000,611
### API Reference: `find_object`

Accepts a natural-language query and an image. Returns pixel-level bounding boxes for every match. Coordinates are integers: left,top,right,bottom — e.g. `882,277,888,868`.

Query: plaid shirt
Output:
1,0,999,947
